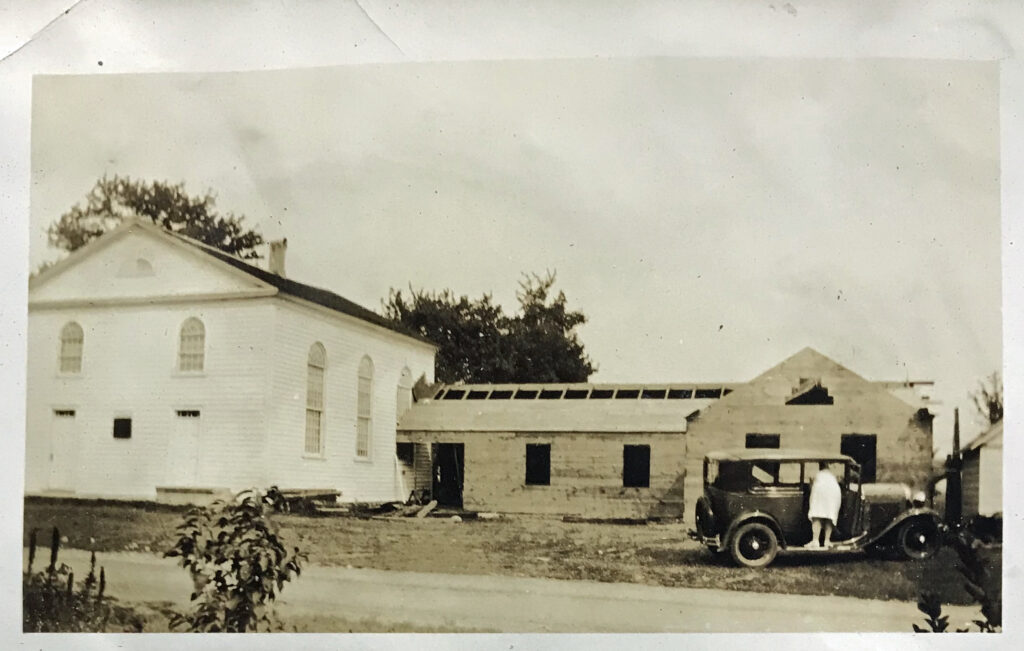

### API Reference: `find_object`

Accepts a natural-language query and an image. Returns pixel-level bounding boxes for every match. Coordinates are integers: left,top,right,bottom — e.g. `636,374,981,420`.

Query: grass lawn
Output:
23,496,997,607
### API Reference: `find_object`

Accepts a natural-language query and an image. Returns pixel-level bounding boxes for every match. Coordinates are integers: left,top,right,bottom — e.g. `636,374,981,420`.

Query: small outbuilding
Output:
961,421,1003,518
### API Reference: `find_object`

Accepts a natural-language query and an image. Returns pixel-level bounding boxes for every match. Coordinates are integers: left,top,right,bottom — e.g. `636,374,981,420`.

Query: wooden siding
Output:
978,447,1002,516
26,300,275,497
264,300,434,503
29,226,267,304
397,443,433,499
962,451,981,518
399,430,687,518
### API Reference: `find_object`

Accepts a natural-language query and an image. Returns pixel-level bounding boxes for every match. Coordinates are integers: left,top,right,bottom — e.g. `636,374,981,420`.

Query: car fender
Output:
723,511,787,549
867,507,943,546
695,496,717,536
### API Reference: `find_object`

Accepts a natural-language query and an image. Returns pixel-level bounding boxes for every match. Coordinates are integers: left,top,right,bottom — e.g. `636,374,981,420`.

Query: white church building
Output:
25,219,436,502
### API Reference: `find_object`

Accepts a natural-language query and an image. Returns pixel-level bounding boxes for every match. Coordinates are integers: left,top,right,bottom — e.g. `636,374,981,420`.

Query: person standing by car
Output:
807,462,842,548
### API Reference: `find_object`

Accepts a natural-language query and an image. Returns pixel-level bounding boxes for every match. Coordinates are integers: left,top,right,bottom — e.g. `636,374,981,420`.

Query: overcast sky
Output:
30,58,1001,451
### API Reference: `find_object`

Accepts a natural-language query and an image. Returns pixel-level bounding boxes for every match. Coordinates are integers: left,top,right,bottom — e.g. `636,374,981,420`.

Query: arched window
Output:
305,343,326,455
178,318,205,372
396,367,413,422
356,356,374,458
59,322,84,373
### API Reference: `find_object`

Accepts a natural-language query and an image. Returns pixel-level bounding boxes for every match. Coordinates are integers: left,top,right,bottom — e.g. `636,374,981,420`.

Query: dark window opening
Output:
841,434,877,482
787,383,834,405
525,444,551,485
396,442,414,464
113,418,132,439
564,389,589,399
746,433,781,449
615,389,640,400
695,388,722,399
466,390,490,400
722,388,733,395
589,389,614,399
53,409,75,417
641,389,667,399
489,390,513,400
433,388,447,400
539,389,564,400
514,389,539,400
442,389,466,400
176,410,200,418
667,388,693,399
623,445,651,488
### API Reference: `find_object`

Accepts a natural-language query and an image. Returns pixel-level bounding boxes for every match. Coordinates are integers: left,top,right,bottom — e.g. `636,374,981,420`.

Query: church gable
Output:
30,222,274,305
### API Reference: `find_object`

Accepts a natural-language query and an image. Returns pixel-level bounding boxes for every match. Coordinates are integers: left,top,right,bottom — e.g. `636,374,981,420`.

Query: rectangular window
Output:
778,462,803,485
396,442,414,464
525,444,551,485
623,445,651,488
53,409,76,417
113,417,132,439
305,362,325,456
356,375,372,457
695,388,723,399
305,409,322,455
746,433,781,449
176,410,200,418
841,434,877,482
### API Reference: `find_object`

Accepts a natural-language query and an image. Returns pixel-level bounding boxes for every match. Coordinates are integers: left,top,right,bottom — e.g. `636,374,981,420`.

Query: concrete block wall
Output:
681,350,933,523
399,430,687,518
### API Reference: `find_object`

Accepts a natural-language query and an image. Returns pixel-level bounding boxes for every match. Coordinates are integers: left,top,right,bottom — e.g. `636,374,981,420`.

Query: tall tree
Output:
971,371,1003,426
383,271,596,384
47,175,265,259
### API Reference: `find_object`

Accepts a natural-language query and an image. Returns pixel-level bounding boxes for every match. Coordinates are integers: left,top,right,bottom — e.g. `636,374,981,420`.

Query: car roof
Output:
705,448,856,463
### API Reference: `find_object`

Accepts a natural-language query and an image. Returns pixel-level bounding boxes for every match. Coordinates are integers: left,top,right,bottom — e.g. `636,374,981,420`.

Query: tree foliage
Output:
47,175,265,259
383,271,596,384
971,371,1003,426
165,487,306,632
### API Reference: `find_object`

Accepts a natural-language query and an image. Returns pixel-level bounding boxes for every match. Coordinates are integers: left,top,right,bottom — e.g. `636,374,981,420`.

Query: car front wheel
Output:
897,518,940,560
729,522,779,568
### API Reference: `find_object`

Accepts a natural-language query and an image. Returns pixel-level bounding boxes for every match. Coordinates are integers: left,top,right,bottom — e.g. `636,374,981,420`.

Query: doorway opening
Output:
432,443,464,508
841,433,877,482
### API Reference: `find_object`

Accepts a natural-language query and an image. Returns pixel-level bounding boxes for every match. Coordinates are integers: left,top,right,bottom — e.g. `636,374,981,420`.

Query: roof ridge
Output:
137,222,434,347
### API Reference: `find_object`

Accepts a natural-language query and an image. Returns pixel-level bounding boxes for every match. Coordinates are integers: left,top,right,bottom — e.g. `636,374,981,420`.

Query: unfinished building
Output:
396,347,935,521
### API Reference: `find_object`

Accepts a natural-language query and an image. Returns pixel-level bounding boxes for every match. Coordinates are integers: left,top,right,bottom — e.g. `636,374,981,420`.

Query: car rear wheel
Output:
729,522,779,568
897,519,940,560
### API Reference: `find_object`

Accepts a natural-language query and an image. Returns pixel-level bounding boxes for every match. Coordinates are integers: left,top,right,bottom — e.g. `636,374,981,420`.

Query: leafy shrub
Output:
165,487,307,632
23,527,144,632
914,526,1001,633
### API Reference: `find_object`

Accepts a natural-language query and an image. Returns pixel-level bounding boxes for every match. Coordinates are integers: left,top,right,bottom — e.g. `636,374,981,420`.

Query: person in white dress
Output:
806,462,842,548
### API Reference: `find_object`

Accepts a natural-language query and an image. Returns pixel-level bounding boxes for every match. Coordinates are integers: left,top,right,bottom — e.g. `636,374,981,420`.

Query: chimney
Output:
952,407,960,456
268,238,287,276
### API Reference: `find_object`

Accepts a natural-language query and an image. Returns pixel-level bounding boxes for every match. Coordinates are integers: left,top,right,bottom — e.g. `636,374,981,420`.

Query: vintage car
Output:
689,449,944,568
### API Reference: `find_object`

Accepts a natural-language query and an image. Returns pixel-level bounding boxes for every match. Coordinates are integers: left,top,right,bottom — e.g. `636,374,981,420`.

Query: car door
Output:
835,462,863,539
746,461,808,545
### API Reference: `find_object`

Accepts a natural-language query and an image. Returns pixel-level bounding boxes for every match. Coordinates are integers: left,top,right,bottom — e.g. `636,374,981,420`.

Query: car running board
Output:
787,543,860,553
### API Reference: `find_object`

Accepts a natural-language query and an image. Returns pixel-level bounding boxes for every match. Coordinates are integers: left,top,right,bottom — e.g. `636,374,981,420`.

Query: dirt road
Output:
33,548,981,633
